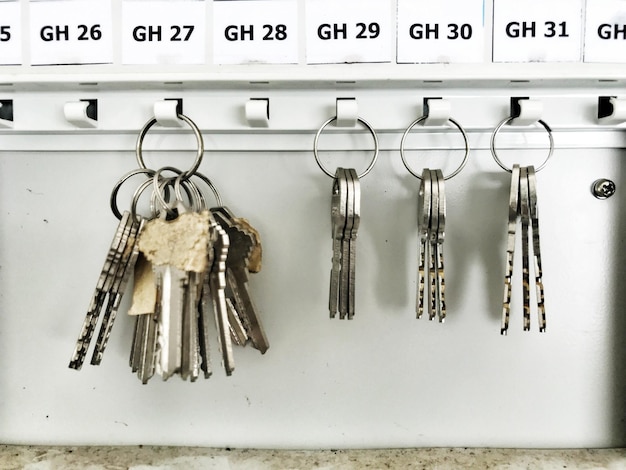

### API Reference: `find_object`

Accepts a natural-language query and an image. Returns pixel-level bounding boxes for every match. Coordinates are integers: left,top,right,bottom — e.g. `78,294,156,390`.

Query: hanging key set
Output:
313,100,555,334
62,95,623,381
68,113,269,383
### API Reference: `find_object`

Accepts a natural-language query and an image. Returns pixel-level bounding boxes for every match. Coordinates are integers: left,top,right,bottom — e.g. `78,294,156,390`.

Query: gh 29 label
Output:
317,22,380,40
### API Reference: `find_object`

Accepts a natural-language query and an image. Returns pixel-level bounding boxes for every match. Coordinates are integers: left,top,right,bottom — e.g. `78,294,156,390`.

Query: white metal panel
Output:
0,133,624,447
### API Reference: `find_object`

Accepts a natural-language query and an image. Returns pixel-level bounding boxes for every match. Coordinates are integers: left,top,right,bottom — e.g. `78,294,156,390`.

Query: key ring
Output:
110,168,156,220
131,177,164,222
135,113,204,179
186,171,223,208
313,117,379,179
174,173,206,212
490,117,554,173
399,116,470,180
151,166,200,216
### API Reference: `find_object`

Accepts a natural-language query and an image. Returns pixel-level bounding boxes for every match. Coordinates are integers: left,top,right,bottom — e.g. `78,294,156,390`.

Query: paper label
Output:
584,0,626,63
305,0,393,64
213,0,298,65
397,0,485,63
492,0,584,62
0,2,22,65
29,0,113,65
122,1,206,65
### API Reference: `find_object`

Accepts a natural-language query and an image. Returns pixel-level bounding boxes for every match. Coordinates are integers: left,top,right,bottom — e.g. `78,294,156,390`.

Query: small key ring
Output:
313,116,379,179
399,116,470,180
174,173,205,212
190,171,224,208
151,166,192,216
110,168,157,220
130,178,159,223
490,117,554,173
135,113,204,179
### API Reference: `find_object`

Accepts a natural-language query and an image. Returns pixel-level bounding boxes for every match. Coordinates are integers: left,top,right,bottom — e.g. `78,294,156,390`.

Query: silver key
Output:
135,310,159,384
329,168,348,318
527,166,546,332
428,169,439,321
346,168,360,320
417,169,431,319
154,264,187,379
434,169,446,323
212,207,269,353
227,298,248,346
338,169,354,320
209,220,235,375
501,164,521,335
128,252,159,383
69,212,133,370
91,217,144,365
197,245,214,379
180,271,201,382
520,167,531,331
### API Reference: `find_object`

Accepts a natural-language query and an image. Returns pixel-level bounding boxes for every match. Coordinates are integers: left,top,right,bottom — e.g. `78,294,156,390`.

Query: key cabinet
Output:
1,0,626,450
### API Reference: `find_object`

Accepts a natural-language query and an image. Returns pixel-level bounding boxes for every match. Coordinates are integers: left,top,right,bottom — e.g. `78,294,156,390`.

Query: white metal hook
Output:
598,97,626,124
335,98,358,128
64,100,97,128
245,98,269,127
423,98,451,126
509,98,543,126
154,100,183,127
0,100,13,129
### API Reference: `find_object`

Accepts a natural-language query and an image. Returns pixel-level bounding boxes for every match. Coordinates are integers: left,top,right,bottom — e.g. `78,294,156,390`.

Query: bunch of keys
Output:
69,113,269,382
417,168,446,322
501,164,546,334
329,167,361,319
314,115,379,320
400,112,469,322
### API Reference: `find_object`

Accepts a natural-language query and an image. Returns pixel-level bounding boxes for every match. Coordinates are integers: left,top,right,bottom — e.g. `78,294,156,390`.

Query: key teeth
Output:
500,328,508,336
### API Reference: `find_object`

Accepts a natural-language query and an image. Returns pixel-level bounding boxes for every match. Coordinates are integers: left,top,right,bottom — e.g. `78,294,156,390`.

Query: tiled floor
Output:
1,446,625,469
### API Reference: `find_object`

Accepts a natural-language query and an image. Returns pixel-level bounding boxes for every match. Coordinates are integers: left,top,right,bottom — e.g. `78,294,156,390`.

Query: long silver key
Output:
330,168,348,318
181,271,200,381
154,264,187,379
346,168,360,320
434,169,447,323
137,310,158,384
417,169,431,319
213,208,270,353
527,166,546,332
428,169,439,321
91,217,145,365
197,225,215,379
520,167,531,331
69,212,133,369
227,298,248,346
339,169,354,320
209,220,235,375
501,164,521,335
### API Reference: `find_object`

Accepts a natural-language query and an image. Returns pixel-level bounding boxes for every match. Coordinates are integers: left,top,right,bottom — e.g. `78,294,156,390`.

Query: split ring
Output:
490,117,554,173
399,116,470,180
110,168,156,220
313,117,379,179
135,113,204,179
